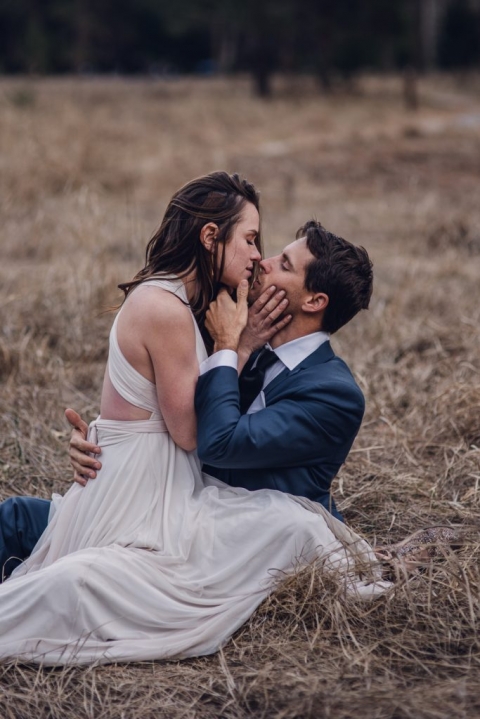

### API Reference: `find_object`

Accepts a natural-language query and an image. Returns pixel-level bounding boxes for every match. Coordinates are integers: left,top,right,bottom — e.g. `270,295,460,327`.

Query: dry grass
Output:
1,73,480,718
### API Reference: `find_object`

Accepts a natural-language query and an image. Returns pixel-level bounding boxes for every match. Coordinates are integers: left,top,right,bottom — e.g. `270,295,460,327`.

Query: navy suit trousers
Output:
0,496,50,581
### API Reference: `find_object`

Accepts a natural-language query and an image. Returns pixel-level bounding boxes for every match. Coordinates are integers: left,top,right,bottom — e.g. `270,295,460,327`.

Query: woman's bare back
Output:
100,283,200,450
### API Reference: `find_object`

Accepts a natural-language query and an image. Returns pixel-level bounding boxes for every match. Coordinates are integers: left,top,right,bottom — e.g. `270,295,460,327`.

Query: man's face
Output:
249,237,314,316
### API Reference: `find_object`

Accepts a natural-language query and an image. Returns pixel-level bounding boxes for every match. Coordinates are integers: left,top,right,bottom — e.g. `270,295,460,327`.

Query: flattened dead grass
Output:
1,74,479,718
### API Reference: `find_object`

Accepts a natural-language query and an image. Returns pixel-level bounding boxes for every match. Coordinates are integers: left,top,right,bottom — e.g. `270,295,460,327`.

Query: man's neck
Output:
269,320,323,349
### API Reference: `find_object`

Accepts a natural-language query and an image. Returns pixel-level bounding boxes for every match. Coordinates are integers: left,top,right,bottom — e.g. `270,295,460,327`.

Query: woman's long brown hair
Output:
119,172,262,350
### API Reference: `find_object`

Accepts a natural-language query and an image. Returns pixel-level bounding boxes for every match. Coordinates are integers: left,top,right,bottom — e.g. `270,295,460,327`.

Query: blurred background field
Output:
1,2,480,716
1,70,480,719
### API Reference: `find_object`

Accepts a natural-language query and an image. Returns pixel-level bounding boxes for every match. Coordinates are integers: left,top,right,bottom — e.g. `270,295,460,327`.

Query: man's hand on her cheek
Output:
65,408,102,487
240,285,292,355
205,280,249,352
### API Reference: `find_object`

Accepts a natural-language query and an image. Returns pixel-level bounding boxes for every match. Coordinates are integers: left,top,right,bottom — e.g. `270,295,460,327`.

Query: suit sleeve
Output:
195,366,364,470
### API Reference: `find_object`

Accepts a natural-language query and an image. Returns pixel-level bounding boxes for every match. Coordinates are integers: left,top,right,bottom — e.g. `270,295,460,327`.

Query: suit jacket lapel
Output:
290,339,335,372
264,340,335,400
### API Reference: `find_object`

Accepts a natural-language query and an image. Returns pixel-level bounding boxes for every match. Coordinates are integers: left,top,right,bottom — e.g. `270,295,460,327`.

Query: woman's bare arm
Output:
145,301,198,450
136,289,199,451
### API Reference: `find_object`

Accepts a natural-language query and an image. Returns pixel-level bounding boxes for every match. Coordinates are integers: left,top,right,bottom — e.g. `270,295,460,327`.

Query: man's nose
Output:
259,257,271,273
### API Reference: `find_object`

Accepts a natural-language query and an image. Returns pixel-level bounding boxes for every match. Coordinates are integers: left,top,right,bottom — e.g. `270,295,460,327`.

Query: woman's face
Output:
219,202,261,288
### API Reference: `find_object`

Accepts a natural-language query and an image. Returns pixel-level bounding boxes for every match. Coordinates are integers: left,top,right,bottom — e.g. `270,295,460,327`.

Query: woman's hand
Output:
205,280,249,352
237,286,292,371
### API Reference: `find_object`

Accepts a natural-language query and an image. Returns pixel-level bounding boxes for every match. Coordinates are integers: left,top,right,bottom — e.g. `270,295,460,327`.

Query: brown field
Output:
1,74,480,718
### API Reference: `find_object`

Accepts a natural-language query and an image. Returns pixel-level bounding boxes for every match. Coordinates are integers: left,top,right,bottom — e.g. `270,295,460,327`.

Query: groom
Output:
195,219,370,514
0,220,372,579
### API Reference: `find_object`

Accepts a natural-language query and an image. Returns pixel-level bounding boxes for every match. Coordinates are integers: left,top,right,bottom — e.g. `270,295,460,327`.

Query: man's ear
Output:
200,222,219,253
302,292,329,315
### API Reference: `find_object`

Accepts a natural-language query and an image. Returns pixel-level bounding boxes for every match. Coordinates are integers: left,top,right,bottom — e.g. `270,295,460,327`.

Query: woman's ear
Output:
200,222,219,253
302,292,329,315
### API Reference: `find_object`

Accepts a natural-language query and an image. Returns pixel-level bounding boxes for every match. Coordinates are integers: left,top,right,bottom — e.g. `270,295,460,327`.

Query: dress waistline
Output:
88,416,168,444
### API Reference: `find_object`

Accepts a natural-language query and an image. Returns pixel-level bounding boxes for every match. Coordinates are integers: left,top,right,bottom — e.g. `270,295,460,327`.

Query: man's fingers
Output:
70,430,101,456
73,471,88,487
72,462,96,481
71,437,101,458
70,448,101,473
270,314,292,334
262,314,292,341
251,285,277,312
66,408,101,484
264,297,289,323
65,408,89,438
259,291,287,319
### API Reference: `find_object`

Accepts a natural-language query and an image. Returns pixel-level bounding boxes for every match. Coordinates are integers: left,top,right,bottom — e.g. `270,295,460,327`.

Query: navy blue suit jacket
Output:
195,341,365,521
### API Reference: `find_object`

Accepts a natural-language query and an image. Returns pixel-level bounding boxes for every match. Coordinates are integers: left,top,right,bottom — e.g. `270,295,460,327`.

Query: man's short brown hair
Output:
297,220,373,334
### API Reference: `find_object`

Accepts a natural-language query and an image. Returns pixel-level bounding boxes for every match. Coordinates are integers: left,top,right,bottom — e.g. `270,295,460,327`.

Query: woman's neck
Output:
181,269,200,305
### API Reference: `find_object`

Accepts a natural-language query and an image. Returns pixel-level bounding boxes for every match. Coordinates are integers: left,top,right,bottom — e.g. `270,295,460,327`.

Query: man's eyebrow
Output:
282,251,295,270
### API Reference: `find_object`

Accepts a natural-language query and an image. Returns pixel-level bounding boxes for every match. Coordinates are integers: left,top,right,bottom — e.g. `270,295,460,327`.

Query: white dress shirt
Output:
199,331,330,414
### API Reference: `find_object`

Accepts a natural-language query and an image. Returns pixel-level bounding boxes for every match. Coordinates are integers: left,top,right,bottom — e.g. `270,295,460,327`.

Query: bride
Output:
0,171,393,665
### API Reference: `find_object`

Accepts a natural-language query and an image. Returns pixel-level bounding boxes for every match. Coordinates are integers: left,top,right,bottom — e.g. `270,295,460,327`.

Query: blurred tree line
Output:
1,0,479,94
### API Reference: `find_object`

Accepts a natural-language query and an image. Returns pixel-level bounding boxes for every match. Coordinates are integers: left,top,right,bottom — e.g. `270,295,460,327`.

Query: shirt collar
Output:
266,331,330,371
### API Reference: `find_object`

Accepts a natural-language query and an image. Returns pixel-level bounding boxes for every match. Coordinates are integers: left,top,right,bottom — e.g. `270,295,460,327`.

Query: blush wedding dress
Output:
0,277,390,665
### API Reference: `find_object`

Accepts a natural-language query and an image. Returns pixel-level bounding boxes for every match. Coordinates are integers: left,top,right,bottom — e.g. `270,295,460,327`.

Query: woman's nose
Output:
251,246,262,262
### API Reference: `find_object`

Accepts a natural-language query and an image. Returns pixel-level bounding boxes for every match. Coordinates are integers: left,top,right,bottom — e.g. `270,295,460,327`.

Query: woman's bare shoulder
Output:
120,283,193,331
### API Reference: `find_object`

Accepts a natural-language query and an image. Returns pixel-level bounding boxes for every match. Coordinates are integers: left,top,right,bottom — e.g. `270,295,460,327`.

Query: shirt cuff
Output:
199,349,238,376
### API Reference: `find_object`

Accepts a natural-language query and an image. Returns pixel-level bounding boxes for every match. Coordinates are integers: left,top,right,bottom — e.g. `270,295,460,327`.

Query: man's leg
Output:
0,497,50,581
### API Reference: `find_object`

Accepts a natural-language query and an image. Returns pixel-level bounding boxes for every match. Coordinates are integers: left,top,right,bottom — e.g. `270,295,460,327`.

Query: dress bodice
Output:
107,276,208,419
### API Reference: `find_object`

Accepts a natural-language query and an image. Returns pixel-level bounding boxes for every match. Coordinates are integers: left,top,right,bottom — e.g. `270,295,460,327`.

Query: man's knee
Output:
0,497,22,543
0,496,50,581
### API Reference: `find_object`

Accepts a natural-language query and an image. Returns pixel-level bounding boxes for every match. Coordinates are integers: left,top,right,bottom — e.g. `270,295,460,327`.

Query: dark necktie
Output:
239,347,278,415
